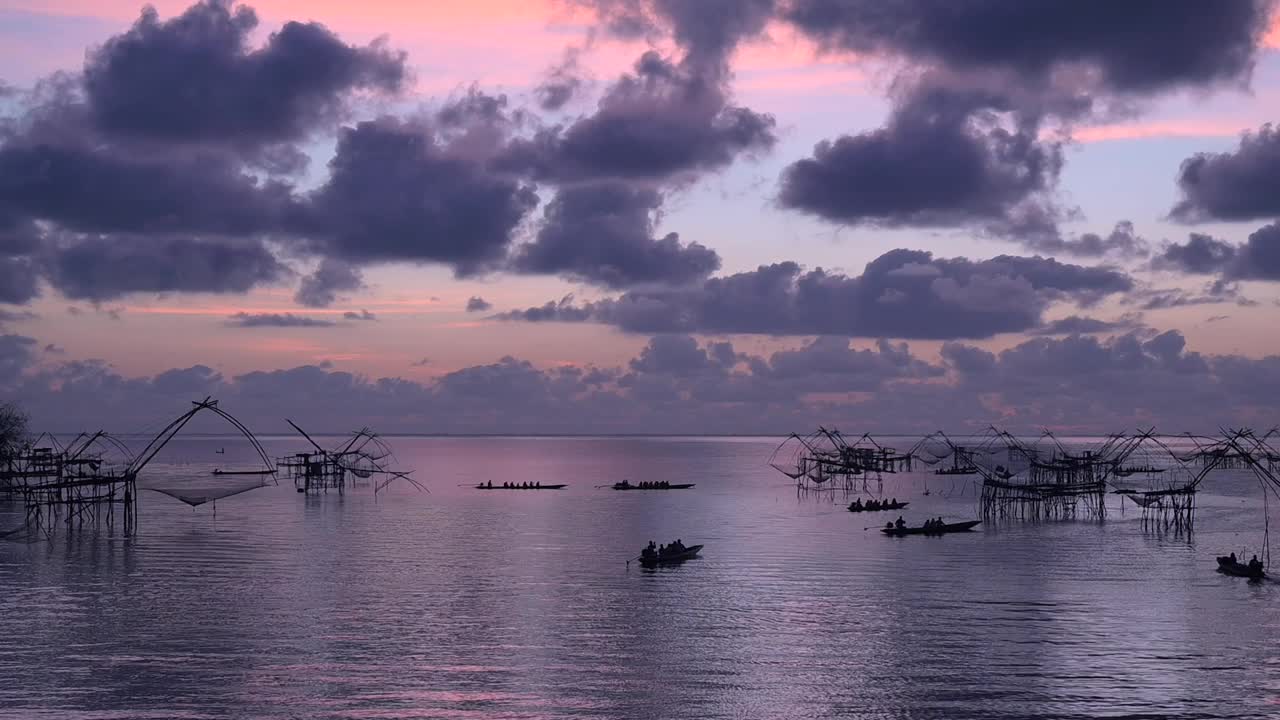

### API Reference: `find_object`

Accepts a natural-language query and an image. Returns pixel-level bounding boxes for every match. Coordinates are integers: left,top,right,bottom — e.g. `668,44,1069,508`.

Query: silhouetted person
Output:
895,516,905,530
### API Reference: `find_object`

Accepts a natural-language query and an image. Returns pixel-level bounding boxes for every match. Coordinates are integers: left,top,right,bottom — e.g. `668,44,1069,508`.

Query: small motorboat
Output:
475,483,566,490
639,544,703,567
1216,556,1266,580
847,501,908,513
612,481,695,490
881,520,981,537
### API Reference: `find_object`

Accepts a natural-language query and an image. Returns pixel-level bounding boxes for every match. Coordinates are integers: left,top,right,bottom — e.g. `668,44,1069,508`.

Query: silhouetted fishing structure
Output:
0,398,284,536
277,420,421,495
912,432,981,476
137,398,277,512
769,428,912,495
772,427,1280,547
1180,429,1280,565
1,431,137,536
966,430,1112,521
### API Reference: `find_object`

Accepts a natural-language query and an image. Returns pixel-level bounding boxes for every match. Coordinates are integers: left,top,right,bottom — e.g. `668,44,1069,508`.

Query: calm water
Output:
1,436,1278,719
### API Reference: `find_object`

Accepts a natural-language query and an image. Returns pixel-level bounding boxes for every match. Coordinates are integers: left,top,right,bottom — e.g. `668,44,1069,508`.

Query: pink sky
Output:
3,0,1279,387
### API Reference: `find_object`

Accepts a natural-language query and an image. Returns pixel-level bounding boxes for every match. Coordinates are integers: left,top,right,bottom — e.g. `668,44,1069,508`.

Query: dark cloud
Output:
581,0,777,71
0,334,36,385
783,0,1272,94
295,259,364,308
0,257,40,304
43,234,288,301
465,296,492,312
0,142,298,237
1029,314,1144,336
83,0,406,149
779,81,1063,231
227,312,335,328
1232,222,1280,280
778,1,1273,236
753,336,943,391
300,117,539,273
502,249,1133,339
0,309,37,326
500,52,776,183
1133,280,1254,310
435,88,523,138
938,331,1236,430
535,47,587,111
16,328,1279,434
1153,223,1280,281
1153,233,1238,274
1172,123,1280,222
343,309,377,321
628,334,723,375
1024,221,1150,259
511,182,719,288
492,294,594,323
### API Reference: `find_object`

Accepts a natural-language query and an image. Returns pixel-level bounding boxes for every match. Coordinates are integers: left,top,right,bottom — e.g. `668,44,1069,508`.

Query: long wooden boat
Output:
1217,557,1266,580
847,501,908,513
612,482,695,490
212,469,276,476
475,484,566,490
881,520,981,537
935,467,978,475
639,544,703,566
1114,466,1166,477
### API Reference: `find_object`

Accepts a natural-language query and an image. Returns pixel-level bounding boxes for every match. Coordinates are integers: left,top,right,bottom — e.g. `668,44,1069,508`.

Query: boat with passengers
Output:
881,519,981,537
638,539,703,566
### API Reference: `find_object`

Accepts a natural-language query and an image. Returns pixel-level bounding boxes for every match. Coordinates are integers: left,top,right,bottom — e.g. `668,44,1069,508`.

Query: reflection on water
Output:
1,436,1278,719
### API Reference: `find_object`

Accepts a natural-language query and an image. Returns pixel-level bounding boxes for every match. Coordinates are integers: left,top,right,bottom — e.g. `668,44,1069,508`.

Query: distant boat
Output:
935,467,978,475
1216,556,1265,580
212,469,275,476
612,481,694,490
475,483,565,490
1114,465,1166,477
847,501,908,513
639,544,703,567
881,520,981,537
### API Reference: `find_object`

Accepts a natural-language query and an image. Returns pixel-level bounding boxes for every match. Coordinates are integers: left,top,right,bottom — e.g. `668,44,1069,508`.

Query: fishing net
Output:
145,479,269,507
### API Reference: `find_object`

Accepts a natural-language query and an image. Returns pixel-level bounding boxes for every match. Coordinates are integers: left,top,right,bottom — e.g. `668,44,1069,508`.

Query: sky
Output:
1,0,1280,434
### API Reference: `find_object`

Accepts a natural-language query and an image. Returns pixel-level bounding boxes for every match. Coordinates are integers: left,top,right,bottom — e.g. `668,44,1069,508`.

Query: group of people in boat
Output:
882,516,946,531
625,480,671,489
485,481,542,489
1221,552,1265,574
641,539,688,560
849,497,900,511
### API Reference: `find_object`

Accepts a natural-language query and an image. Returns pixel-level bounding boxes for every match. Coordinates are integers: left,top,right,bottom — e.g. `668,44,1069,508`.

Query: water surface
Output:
1,436,1277,719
